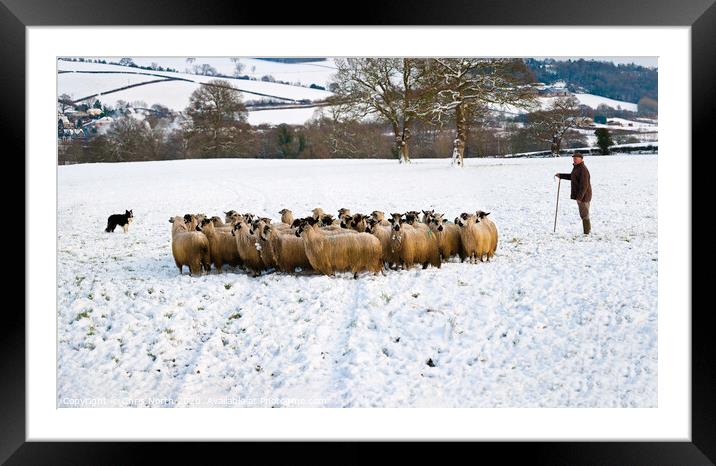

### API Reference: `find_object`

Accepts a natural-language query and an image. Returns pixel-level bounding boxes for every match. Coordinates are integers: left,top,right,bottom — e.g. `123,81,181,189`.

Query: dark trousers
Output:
577,201,590,220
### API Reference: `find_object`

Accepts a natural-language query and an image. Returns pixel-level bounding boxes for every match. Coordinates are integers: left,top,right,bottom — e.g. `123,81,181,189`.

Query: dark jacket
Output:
558,162,592,202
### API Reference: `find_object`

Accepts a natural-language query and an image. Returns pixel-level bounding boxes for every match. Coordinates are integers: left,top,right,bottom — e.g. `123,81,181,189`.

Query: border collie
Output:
105,209,133,233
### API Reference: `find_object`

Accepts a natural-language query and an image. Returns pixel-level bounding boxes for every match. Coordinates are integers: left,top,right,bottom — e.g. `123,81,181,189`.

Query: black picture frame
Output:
3,0,712,462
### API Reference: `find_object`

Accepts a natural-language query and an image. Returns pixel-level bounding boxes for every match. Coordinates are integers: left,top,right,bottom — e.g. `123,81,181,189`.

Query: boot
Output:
582,218,591,235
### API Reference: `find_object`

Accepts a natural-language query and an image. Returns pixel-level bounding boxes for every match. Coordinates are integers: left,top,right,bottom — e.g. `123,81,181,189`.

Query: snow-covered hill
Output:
57,155,657,408
57,58,645,126
58,59,333,125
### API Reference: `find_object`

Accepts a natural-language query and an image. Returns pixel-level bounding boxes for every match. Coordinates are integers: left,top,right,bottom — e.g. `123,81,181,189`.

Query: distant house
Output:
594,115,607,124
81,116,114,135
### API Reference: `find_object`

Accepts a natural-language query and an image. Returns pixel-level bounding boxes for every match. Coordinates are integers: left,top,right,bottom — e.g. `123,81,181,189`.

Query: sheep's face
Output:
210,216,223,226
198,218,213,232
296,218,318,237
370,210,385,222
404,212,420,225
388,214,405,231
249,219,264,235
224,210,237,223
320,214,335,227
431,214,447,232
421,210,434,223
351,214,368,230
456,213,478,227
365,218,376,234
279,208,290,215
260,225,272,241
338,208,351,217
228,213,244,226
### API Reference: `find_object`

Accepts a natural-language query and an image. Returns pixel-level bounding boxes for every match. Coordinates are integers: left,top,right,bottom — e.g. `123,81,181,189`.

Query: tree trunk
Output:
551,135,561,157
452,101,468,167
395,123,411,164
401,140,410,163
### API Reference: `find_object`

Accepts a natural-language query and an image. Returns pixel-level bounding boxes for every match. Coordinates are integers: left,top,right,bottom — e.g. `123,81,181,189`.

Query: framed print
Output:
5,0,714,462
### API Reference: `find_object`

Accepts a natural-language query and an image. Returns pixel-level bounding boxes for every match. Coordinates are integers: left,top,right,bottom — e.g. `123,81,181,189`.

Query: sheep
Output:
169,216,210,276
366,218,399,268
232,219,265,276
197,219,242,273
224,210,239,224
294,216,353,235
253,219,279,269
457,213,491,263
210,215,234,234
259,223,313,273
250,218,290,269
421,209,435,224
296,218,382,277
338,208,351,221
349,213,369,232
183,214,200,231
319,214,339,227
224,211,244,226
388,217,441,270
404,211,430,232
311,207,325,220
279,208,294,225
476,210,499,260
370,210,390,226
428,213,466,262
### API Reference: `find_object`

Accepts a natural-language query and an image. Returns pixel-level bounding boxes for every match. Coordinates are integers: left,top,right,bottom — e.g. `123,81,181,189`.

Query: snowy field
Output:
57,155,657,408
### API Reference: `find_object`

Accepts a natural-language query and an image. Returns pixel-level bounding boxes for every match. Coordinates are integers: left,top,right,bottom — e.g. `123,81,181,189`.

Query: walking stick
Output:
553,177,561,233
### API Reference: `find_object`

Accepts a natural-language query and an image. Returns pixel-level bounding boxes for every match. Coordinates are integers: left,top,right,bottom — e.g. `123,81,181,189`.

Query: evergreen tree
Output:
595,128,614,155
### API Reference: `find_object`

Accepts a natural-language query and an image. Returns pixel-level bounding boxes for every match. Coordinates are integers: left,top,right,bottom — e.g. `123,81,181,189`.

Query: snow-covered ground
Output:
572,93,638,112
57,155,657,408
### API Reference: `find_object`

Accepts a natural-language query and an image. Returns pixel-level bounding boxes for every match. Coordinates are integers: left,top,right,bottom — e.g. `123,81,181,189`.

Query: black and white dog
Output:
105,209,134,233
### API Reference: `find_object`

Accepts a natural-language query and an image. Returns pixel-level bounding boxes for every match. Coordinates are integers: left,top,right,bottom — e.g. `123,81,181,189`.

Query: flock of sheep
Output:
168,207,499,278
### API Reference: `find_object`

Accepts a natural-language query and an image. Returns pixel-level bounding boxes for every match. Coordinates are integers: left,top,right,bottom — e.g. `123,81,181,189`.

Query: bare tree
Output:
184,79,248,156
530,95,581,156
230,58,245,77
185,57,196,73
58,93,74,112
194,63,219,76
105,116,155,162
421,58,537,167
118,57,136,67
330,58,430,163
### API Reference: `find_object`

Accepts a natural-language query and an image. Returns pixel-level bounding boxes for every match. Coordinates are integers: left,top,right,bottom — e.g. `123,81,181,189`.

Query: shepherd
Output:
554,152,592,234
